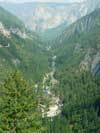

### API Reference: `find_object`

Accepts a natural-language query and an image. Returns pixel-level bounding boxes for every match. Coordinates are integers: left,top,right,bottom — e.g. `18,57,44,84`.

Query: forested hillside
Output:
54,9,100,74
46,9,100,132
0,6,50,132
0,7,49,82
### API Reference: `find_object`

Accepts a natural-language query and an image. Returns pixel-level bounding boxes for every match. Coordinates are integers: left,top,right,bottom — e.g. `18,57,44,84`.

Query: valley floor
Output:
40,55,62,118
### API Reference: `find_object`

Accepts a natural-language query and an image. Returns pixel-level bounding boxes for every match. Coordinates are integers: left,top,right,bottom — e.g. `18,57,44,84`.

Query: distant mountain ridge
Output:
0,0,100,33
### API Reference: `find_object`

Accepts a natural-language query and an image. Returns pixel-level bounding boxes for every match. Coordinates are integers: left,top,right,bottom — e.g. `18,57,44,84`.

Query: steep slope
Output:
56,8,100,44
0,7,49,82
53,8,100,76
0,6,25,31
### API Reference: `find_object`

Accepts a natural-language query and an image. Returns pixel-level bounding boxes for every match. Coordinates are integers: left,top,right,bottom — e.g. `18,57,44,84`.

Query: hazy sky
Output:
0,0,85,3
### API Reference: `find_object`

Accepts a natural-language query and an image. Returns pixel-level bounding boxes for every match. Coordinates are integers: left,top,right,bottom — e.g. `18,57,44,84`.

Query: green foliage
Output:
48,71,100,133
0,7,49,82
53,9,100,71
46,9,100,133
0,71,46,133
0,6,100,133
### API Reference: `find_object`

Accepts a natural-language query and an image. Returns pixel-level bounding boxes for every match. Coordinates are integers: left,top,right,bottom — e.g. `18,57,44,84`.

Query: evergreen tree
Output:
0,71,46,133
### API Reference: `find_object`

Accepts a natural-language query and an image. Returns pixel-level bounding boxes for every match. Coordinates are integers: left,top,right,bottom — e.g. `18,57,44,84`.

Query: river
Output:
41,55,62,118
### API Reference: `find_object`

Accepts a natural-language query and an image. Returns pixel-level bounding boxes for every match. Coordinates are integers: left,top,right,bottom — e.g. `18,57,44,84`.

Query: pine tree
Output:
0,71,46,133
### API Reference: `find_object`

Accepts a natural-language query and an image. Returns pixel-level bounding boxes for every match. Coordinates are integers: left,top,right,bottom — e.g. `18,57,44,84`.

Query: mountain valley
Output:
0,0,100,132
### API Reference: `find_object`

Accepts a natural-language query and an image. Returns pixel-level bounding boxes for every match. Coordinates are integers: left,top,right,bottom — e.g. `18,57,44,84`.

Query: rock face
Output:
0,0,100,33
78,41,100,76
10,28,28,39
0,22,10,37
0,22,28,39
80,50,100,76
91,52,100,76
